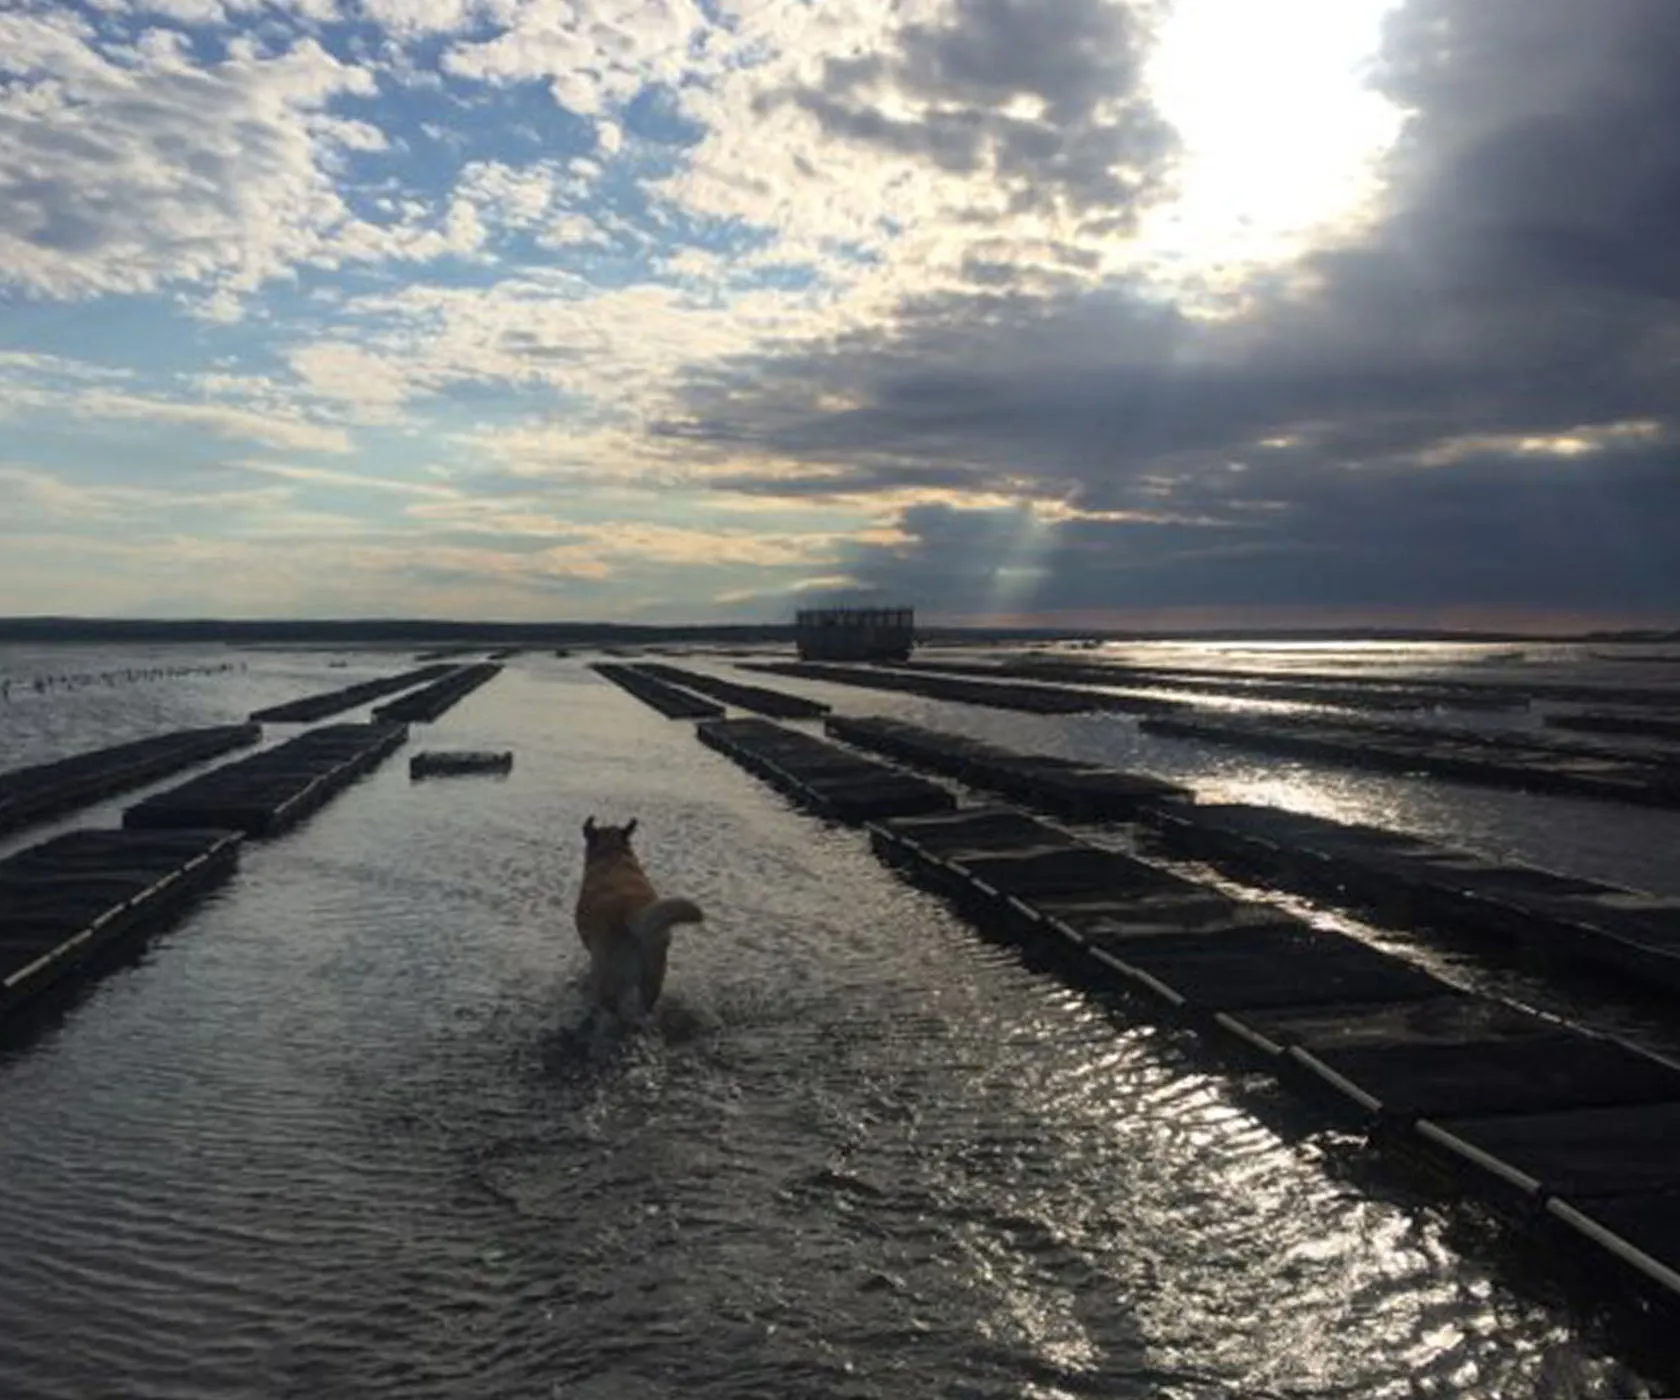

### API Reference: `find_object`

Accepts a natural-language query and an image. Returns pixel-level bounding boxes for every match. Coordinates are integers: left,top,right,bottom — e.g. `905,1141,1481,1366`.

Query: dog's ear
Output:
583,815,597,839
624,818,638,839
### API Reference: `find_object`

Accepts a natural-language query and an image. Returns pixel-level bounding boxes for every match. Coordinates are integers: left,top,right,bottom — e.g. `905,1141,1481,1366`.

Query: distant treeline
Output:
0,617,1673,646
0,617,794,646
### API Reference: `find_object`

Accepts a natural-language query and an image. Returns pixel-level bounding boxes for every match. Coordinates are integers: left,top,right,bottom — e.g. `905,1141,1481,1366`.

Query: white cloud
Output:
441,0,709,114
231,458,462,495
139,0,230,25
77,388,355,453
358,0,483,36
0,352,352,452
336,275,839,418
0,17,375,302
455,159,563,231
0,461,294,521
100,0,346,24
286,341,417,418
0,0,1186,538
0,351,135,385
0,15,495,310
282,0,344,22
424,0,1178,404
539,213,613,248
403,502,850,568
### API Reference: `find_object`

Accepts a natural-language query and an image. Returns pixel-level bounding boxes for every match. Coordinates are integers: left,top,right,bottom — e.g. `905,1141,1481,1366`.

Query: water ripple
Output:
0,652,1665,1397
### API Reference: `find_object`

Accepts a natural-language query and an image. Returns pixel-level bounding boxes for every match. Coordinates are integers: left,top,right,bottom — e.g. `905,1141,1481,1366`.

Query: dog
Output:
574,816,704,1019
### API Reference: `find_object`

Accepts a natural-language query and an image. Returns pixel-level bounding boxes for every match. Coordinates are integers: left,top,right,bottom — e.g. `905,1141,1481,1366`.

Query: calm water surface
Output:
0,645,1670,1397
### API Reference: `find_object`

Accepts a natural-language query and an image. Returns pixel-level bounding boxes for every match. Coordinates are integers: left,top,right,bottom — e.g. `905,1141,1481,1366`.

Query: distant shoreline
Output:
0,617,1675,646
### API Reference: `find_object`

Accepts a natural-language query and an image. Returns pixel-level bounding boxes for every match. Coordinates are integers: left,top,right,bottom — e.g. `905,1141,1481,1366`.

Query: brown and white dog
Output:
574,816,704,1019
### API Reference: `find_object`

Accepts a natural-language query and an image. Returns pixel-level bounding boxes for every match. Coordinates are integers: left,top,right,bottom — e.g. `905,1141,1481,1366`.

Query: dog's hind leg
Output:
588,934,658,1023
626,897,702,1011
641,939,671,1009
615,981,653,1024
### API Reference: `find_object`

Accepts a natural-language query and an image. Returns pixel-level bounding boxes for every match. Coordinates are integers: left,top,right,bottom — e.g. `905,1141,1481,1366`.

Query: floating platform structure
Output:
634,662,829,719
1142,801,1680,996
1,828,242,1021
748,661,1187,716
875,806,1441,1020
371,663,501,723
685,708,1680,1317
589,663,723,719
831,714,1680,1004
1142,711,1680,808
249,664,453,723
0,725,261,837
124,723,406,837
1547,709,1680,743
794,606,915,662
867,807,1680,1320
826,715,1189,818
6,713,426,1027
697,718,954,822
409,750,513,780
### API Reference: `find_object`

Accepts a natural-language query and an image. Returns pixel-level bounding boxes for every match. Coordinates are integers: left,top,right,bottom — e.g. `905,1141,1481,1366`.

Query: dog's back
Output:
575,840,659,955
574,817,703,1017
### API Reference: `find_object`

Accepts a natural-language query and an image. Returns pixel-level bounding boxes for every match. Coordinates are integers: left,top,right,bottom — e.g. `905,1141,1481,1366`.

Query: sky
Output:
1,0,1677,628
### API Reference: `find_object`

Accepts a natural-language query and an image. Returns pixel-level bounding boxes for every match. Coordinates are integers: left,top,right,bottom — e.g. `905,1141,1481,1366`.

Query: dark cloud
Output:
1373,0,1680,303
760,0,1174,225
815,444,1680,622
680,0,1680,625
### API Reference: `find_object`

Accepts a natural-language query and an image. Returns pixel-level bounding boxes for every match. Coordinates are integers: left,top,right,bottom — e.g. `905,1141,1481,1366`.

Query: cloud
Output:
0,13,498,312
1372,0,1680,302
805,437,1680,625
358,0,482,37
0,18,374,302
4,0,1679,625
771,0,1172,224
332,275,844,426
229,458,461,496
76,388,355,454
138,0,232,25
0,353,355,452
286,342,417,418
441,0,708,117
401,493,881,570
0,520,613,619
0,461,294,523
0,351,135,384
634,0,1680,622
454,159,564,232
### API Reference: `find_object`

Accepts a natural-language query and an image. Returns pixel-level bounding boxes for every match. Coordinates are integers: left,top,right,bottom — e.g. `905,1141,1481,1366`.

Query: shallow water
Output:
0,647,1671,1396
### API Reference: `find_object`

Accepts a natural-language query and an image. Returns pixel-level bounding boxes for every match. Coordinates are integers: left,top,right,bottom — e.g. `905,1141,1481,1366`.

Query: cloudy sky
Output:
2,0,1676,627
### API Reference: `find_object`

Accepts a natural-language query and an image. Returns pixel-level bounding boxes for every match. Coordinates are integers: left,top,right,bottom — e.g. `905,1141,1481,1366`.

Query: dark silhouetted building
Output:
794,607,915,661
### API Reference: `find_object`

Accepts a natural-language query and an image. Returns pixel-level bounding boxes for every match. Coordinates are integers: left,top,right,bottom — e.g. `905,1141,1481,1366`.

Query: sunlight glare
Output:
1137,0,1406,287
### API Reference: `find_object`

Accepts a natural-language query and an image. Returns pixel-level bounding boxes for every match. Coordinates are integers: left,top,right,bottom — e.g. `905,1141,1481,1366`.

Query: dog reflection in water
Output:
574,817,704,1023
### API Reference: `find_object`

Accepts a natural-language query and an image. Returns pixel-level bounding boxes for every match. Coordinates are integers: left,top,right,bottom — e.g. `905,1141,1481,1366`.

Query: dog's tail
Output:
628,896,704,947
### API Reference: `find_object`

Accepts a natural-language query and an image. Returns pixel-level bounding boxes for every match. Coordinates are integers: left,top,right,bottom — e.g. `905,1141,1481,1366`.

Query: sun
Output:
1135,0,1406,288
